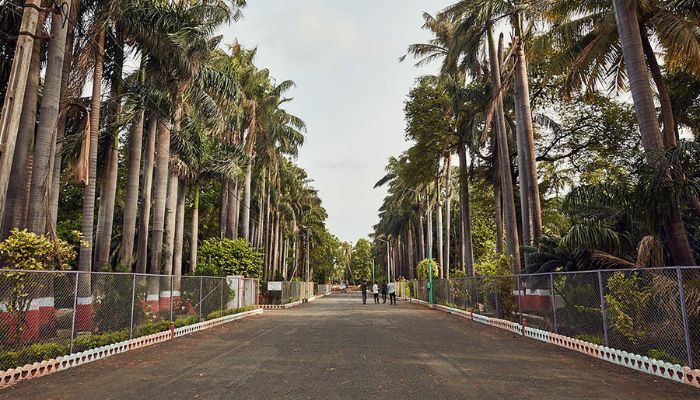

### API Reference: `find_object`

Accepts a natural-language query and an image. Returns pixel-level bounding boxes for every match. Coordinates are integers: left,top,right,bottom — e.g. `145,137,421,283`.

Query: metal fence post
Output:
677,267,694,368
199,276,203,320
493,278,500,319
169,274,174,322
516,277,523,326
597,271,609,347
129,274,137,339
549,273,558,334
220,278,224,312
69,271,79,354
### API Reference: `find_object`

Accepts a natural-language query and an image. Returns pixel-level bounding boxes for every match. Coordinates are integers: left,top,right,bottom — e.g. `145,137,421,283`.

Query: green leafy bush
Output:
605,272,651,344
416,259,439,279
206,305,258,320
647,349,683,365
72,330,128,352
197,238,263,278
574,333,605,345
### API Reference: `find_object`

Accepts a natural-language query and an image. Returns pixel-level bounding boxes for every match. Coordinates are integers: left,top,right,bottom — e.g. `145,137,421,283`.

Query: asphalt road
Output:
1,293,697,399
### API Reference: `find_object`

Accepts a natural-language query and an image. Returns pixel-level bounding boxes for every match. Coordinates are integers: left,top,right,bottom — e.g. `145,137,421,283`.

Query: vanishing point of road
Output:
1,293,696,400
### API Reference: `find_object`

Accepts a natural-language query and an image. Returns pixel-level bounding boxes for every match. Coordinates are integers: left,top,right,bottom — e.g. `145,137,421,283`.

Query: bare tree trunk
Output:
220,179,228,238
494,182,504,254
457,138,475,275
1,22,43,240
488,27,521,273
93,134,119,268
172,182,186,294
190,185,199,273
163,173,179,277
226,180,237,238
256,172,266,248
149,118,172,278
418,209,426,261
0,0,42,230
49,0,79,231
241,161,252,241
120,61,146,267
639,23,676,147
407,222,414,278
436,199,444,278
513,35,542,243
443,154,451,279
27,3,72,233
135,117,157,274
79,30,105,275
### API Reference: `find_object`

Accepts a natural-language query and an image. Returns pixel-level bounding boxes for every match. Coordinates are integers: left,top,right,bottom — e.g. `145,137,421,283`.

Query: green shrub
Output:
0,351,18,371
17,342,68,366
647,349,683,365
206,305,258,320
197,238,263,278
72,330,128,353
574,333,605,345
135,320,171,337
416,259,439,279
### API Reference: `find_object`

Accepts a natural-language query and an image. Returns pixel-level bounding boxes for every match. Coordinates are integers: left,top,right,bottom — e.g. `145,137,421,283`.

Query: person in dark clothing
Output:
360,281,368,304
381,282,387,303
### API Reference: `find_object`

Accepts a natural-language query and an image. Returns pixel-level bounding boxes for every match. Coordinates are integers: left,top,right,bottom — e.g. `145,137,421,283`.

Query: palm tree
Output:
611,0,696,266
26,2,72,234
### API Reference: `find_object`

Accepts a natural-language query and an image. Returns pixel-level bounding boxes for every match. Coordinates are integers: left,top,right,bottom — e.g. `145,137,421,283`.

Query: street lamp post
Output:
377,238,390,283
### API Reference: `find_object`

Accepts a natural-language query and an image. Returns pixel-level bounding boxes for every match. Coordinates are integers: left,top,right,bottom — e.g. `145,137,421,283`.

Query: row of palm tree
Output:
0,0,331,305
374,0,700,277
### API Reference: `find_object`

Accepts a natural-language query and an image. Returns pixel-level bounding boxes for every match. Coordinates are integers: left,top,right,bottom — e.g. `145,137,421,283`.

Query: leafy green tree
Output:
350,239,373,283
197,238,263,278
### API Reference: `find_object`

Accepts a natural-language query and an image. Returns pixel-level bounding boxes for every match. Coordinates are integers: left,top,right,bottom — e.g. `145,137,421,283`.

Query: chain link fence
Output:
0,270,258,372
410,267,700,369
259,281,314,305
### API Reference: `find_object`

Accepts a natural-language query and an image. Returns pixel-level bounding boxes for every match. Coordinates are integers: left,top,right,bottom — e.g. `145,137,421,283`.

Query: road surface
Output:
1,293,696,399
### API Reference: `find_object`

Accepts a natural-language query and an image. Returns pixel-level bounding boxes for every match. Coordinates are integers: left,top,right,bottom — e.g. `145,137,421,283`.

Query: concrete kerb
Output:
0,308,264,389
408,299,700,389
260,291,331,310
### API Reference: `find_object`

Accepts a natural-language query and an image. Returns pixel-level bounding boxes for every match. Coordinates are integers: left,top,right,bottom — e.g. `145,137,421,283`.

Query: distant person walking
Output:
388,281,396,305
372,283,379,304
381,282,387,303
360,281,368,304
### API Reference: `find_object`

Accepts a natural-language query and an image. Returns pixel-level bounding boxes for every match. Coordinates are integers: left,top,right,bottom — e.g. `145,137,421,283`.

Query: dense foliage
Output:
197,238,263,278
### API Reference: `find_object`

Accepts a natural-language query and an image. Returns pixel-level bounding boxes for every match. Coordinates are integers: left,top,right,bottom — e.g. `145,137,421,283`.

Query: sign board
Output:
267,281,283,291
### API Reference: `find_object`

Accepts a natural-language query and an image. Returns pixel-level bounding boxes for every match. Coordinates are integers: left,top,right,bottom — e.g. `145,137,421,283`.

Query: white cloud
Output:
294,8,361,56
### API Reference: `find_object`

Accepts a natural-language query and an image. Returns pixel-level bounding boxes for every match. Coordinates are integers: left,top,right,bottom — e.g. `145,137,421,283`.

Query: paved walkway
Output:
1,293,697,399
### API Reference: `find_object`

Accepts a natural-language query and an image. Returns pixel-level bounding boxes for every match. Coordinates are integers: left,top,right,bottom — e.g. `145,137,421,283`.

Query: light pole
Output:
372,260,375,284
377,238,390,283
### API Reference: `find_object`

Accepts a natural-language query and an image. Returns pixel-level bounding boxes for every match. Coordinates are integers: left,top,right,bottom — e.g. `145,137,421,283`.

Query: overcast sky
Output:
221,1,453,243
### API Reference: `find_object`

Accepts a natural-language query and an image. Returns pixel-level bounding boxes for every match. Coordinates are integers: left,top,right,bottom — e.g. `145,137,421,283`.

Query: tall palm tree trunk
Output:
190,185,200,273
612,0,696,266
494,182,504,254
135,117,157,274
172,182,186,295
418,209,426,261
513,35,542,242
162,173,179,297
241,161,252,241
436,199,444,278
93,135,118,268
27,4,72,233
120,61,147,268
407,222,414,277
149,118,172,303
1,23,43,240
639,23,676,147
220,179,228,237
457,138,475,276
0,0,42,230
76,30,105,330
94,31,124,269
488,26,521,273
443,154,451,278
49,0,79,231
